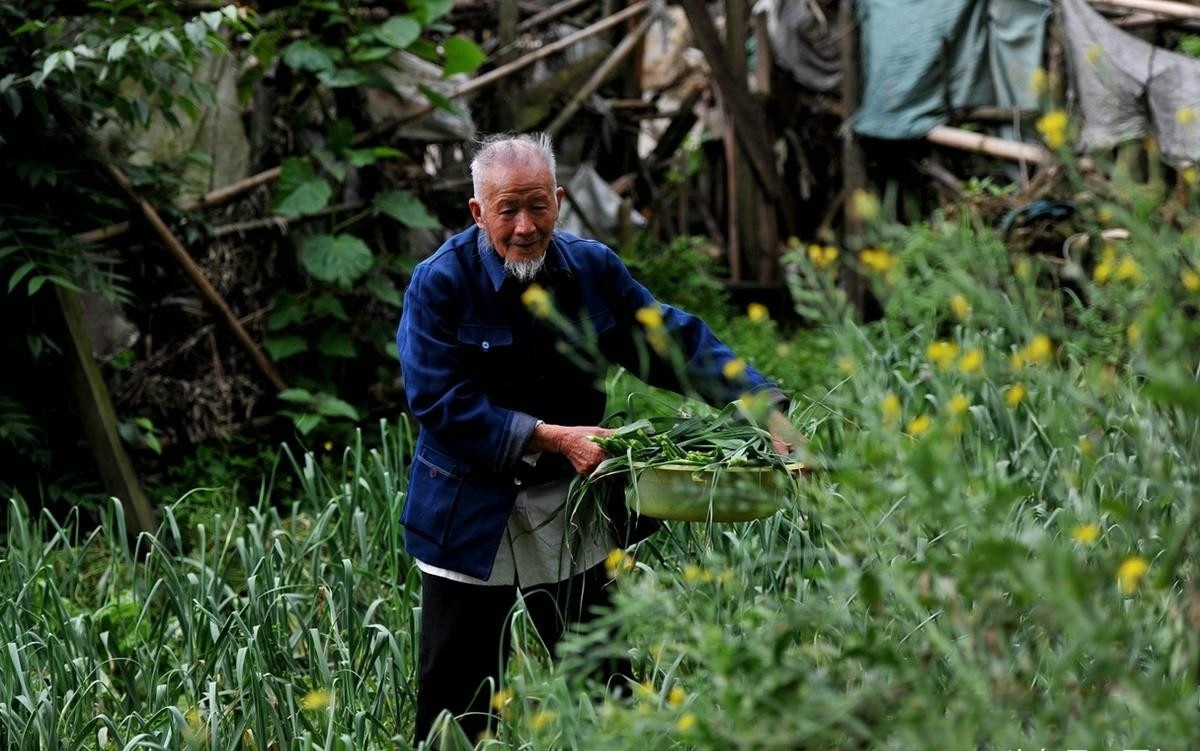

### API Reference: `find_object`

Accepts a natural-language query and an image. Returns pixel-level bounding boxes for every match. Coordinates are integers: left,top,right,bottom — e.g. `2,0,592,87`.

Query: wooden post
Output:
838,0,870,320
498,0,521,130
57,287,157,537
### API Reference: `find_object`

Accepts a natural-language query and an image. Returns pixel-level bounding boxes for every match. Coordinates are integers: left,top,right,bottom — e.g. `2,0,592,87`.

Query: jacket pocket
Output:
457,324,513,352
403,444,467,547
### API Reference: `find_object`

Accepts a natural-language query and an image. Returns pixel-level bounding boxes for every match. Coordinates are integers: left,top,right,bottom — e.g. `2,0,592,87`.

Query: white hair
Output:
469,132,558,205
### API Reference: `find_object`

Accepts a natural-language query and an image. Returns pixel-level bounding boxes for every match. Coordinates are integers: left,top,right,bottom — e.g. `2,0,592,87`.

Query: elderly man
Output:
396,131,801,746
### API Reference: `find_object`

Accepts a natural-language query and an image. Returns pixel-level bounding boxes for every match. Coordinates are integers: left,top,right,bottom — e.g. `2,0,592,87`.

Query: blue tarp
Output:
851,0,1051,140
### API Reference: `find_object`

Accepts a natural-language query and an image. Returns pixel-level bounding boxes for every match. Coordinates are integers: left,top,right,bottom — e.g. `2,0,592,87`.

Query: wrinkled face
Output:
469,159,565,277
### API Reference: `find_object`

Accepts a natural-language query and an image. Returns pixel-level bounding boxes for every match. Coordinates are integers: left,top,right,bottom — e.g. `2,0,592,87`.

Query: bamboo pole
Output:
519,0,594,32
102,161,289,393
546,10,655,136
1088,0,1200,19
404,1,649,125
926,125,1052,164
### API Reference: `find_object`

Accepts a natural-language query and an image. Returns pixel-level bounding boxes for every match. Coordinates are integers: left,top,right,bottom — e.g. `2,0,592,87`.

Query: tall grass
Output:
1,419,420,750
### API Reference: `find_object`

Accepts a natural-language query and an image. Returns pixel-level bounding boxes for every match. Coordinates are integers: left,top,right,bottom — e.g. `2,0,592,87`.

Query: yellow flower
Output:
1114,257,1141,282
1029,66,1048,95
837,355,855,375
1004,383,1027,408
882,392,902,423
747,302,769,322
300,688,332,711
521,283,551,319
491,688,514,712
1085,43,1102,65
1025,334,1053,363
1071,523,1100,544
668,685,687,707
1009,350,1027,371
676,713,697,732
1177,106,1196,125
946,393,969,417
1096,206,1113,224
1078,435,1094,456
635,305,663,329
683,563,703,583
1117,556,1149,595
1183,167,1198,186
1126,323,1141,344
950,293,971,321
1036,109,1069,150
958,348,984,374
905,414,932,436
850,189,879,222
531,710,556,731
859,247,895,274
722,358,747,381
606,548,635,577
185,706,203,733
925,340,959,371
1092,257,1114,284
808,243,839,270
1182,267,1200,292
634,680,656,700
775,342,791,356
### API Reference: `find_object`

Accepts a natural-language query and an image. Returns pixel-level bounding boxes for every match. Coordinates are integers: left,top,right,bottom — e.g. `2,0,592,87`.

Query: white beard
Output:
504,252,547,282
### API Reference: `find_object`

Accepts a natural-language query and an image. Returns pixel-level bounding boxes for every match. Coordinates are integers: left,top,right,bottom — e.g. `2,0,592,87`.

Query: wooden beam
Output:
57,287,157,537
677,0,781,201
102,161,289,393
546,10,656,137
1088,0,1200,19
926,125,1051,164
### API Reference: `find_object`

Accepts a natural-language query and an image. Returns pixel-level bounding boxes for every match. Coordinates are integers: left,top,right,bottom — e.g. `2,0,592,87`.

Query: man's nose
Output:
513,211,535,233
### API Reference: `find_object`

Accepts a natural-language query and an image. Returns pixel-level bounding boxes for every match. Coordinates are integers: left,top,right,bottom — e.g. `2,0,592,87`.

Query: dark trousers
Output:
412,561,629,747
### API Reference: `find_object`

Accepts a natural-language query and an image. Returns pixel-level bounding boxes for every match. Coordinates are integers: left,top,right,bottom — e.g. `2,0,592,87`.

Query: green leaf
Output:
417,83,468,120
311,292,349,321
273,160,332,217
318,329,356,358
412,0,454,24
283,40,336,73
374,190,441,229
367,276,403,307
291,412,322,435
319,68,370,88
277,388,316,404
301,233,375,287
268,293,306,330
441,35,486,77
263,335,309,360
316,397,360,420
376,16,421,49
347,148,380,168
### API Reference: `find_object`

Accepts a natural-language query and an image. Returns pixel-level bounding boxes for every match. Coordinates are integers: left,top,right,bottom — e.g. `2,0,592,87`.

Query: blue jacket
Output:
396,226,780,579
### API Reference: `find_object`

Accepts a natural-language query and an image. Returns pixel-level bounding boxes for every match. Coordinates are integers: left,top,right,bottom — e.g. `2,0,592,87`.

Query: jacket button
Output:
429,468,438,478
482,341,490,350
513,477,523,486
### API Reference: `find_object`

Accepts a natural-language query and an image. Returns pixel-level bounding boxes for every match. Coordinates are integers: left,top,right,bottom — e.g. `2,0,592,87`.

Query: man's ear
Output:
555,186,565,209
468,197,484,227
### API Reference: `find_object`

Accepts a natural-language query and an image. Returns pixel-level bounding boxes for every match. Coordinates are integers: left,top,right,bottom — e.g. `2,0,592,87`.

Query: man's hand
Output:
766,408,808,460
528,422,614,475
